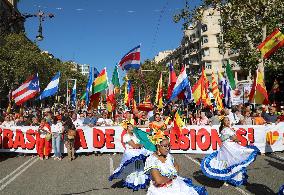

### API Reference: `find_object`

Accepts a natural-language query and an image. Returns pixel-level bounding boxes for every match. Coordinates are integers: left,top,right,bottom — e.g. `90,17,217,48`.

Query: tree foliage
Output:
126,60,180,103
0,33,87,106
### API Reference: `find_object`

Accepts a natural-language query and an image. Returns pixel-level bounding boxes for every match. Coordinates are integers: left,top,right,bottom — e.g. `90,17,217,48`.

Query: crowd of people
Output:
1,103,284,130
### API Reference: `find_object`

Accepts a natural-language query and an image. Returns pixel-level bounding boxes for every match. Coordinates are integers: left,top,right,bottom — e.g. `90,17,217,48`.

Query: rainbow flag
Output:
93,68,108,94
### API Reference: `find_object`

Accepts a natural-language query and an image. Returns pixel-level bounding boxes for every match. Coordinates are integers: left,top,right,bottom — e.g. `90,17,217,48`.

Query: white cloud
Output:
127,10,136,13
76,8,84,11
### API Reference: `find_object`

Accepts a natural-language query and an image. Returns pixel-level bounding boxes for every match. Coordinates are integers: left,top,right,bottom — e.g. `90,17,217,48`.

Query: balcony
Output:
228,49,239,60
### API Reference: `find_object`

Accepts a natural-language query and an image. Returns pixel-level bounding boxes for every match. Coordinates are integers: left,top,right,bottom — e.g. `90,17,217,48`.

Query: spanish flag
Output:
124,76,134,107
249,69,269,104
258,28,284,59
173,111,184,139
192,67,211,107
211,71,223,111
155,73,163,109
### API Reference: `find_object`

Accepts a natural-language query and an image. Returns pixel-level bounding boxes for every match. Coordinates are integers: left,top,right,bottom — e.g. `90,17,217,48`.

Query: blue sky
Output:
19,0,201,77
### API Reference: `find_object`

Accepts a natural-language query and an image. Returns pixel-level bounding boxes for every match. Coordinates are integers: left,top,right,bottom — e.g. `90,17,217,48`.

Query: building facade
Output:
162,8,250,83
0,0,24,35
78,64,90,76
154,50,174,63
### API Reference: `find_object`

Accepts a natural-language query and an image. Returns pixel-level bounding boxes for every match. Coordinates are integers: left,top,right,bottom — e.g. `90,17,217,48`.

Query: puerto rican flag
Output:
118,45,141,71
12,74,40,105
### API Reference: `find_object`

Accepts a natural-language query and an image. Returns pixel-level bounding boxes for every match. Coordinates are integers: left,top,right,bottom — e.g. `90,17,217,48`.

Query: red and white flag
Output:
12,74,40,105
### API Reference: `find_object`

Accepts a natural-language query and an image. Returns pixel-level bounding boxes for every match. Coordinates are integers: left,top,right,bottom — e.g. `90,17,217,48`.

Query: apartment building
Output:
162,7,250,83
154,50,174,63
78,64,90,77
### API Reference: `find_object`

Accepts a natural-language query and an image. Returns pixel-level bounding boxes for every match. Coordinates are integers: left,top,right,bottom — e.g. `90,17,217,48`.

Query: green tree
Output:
0,33,87,107
126,60,180,103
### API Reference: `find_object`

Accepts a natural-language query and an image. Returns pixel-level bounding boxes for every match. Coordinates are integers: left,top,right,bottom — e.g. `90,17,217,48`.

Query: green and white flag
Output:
226,61,236,90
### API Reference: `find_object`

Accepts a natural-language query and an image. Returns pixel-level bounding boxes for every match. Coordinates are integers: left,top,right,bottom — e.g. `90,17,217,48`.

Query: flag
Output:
71,81,76,107
39,72,60,100
88,93,101,111
258,28,284,59
249,69,269,104
172,111,184,139
218,71,232,107
155,73,163,109
93,68,108,94
118,45,141,71
192,68,211,106
112,65,120,94
226,62,236,90
169,66,192,103
106,83,116,112
85,67,99,105
12,74,40,105
124,77,134,107
211,71,224,111
85,67,94,105
270,79,280,94
167,63,177,100
132,99,137,111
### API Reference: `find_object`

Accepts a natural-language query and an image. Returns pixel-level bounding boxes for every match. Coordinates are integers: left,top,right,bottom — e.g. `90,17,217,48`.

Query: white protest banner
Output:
0,123,284,154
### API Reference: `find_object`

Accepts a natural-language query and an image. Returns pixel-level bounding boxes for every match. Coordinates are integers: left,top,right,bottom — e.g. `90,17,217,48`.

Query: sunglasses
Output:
160,144,170,149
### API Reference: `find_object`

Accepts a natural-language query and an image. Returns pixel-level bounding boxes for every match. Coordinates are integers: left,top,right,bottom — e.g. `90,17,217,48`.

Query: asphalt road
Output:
0,151,283,195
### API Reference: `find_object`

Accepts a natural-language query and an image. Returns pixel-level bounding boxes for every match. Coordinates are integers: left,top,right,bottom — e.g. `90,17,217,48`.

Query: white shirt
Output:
1,121,15,127
220,127,235,143
97,118,114,126
73,119,83,128
123,133,140,149
227,112,239,125
51,122,64,133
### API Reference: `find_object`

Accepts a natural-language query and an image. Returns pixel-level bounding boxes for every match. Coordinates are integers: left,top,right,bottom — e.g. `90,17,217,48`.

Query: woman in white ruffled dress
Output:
201,116,259,186
144,136,207,195
109,123,152,191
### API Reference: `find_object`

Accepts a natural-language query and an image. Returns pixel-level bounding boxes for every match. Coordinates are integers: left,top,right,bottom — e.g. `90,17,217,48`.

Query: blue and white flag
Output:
218,72,232,108
85,67,93,105
85,67,99,105
169,67,192,104
39,72,60,100
71,81,77,107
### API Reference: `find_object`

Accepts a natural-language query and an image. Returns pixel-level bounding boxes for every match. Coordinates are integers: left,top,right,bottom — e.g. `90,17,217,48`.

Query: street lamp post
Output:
23,10,54,41
66,79,77,106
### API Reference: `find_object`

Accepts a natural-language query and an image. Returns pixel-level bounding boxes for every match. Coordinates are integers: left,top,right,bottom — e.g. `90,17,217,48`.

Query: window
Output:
216,34,221,44
202,49,210,57
202,36,208,45
202,24,208,32
190,34,196,41
219,48,225,55
205,61,212,69
222,59,229,68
